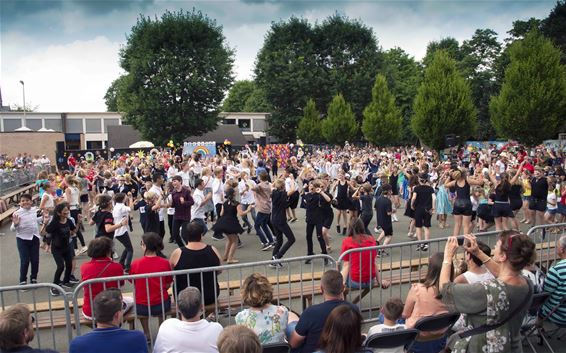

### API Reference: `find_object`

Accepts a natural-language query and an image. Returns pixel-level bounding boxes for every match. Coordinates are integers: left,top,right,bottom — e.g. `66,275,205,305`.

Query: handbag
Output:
441,279,533,353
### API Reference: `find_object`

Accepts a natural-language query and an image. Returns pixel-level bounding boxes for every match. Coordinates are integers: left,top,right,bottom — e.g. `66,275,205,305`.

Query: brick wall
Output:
0,132,65,164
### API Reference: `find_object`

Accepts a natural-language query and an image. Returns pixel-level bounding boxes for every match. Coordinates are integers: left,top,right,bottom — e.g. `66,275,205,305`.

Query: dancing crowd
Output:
4,142,566,353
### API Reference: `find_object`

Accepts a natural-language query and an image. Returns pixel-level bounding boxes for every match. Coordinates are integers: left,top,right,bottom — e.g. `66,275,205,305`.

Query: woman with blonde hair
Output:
218,325,262,353
235,273,289,344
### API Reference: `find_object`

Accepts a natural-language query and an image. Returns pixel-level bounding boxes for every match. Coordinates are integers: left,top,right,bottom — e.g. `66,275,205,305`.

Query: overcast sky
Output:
0,0,556,112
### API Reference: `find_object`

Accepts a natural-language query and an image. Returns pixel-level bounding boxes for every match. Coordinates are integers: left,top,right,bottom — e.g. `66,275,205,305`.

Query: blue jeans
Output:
17,237,40,283
240,203,257,229
346,277,374,289
254,212,274,244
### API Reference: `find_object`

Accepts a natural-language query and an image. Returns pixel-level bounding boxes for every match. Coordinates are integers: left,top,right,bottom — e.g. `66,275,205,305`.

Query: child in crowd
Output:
367,298,406,353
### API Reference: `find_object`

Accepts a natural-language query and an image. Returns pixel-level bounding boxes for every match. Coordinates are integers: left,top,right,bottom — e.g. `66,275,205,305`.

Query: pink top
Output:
403,283,449,337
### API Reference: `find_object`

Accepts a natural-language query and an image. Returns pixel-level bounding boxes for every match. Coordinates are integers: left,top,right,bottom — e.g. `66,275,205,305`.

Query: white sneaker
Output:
79,246,88,255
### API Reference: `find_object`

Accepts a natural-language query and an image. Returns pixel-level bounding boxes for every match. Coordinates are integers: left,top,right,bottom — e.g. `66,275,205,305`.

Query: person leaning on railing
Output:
439,231,535,353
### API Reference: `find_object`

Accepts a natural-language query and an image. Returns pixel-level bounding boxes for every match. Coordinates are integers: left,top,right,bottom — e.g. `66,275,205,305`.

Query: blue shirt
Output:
541,258,566,325
293,299,358,353
69,327,148,353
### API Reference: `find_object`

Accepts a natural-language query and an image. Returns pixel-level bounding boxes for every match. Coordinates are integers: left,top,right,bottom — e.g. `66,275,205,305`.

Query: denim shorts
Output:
135,297,171,317
346,277,374,289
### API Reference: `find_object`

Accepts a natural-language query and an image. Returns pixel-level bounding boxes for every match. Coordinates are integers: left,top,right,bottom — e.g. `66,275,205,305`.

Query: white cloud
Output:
2,35,122,112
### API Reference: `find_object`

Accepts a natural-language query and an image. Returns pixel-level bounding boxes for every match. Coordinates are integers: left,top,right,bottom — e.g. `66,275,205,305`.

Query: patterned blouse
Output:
235,304,289,344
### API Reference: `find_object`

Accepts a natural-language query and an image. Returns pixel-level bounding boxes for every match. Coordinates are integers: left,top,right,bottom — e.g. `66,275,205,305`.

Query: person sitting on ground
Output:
169,221,223,307
340,218,390,291
539,234,566,326
217,325,262,353
367,298,406,353
289,269,358,353
153,287,223,353
315,304,364,353
69,288,148,353
0,303,59,353
454,240,495,284
402,252,450,353
235,273,289,344
439,231,535,353
80,237,132,320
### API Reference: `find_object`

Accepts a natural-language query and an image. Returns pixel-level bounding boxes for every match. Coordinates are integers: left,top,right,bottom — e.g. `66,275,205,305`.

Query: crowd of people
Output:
3,142,566,352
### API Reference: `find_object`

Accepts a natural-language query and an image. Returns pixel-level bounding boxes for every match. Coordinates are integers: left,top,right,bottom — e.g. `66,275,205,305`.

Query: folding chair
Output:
364,328,419,351
520,292,551,353
410,312,460,353
262,342,290,353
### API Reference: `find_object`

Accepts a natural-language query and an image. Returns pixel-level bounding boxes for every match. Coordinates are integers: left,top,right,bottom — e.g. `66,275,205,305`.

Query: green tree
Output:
104,75,128,112
243,87,272,112
460,29,502,139
222,80,255,112
297,99,323,144
490,32,566,146
322,94,358,146
111,9,234,145
254,17,319,142
542,0,566,62
506,18,542,43
361,74,402,146
412,50,477,150
422,37,462,67
382,47,422,143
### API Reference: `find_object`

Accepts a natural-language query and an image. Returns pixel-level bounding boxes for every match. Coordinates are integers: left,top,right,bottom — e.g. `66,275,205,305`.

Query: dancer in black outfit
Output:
269,178,296,267
303,180,331,264
444,169,483,237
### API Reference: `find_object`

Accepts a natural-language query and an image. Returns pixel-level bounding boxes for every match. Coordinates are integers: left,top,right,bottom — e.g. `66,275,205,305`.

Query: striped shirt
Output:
540,258,566,325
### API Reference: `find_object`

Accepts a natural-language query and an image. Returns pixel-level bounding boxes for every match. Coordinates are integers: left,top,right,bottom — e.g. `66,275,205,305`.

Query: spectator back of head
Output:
321,269,344,297
93,288,123,324
217,325,261,353
177,287,202,320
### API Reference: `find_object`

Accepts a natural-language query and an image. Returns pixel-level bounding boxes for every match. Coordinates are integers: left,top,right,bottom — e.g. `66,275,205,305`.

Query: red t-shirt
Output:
340,235,378,283
129,256,173,306
80,258,124,317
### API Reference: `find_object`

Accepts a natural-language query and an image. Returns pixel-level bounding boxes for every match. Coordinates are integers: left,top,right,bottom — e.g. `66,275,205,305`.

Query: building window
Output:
26,119,42,131
238,119,251,132
85,119,102,133
223,119,236,125
87,141,103,149
66,119,83,133
252,119,266,131
3,118,22,131
103,118,120,132
45,119,62,131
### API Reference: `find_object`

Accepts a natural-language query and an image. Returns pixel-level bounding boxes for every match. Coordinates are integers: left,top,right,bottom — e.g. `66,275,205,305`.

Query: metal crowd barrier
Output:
71,254,336,346
527,222,566,271
337,230,501,323
0,283,72,351
0,165,46,195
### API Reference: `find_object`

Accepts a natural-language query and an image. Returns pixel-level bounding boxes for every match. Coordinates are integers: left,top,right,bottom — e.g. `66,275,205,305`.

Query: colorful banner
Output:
183,142,217,157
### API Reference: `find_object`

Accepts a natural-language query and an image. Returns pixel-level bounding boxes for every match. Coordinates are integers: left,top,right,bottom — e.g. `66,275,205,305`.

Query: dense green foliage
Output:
297,99,323,144
361,74,402,146
222,80,255,112
490,32,566,146
412,51,477,150
321,94,358,146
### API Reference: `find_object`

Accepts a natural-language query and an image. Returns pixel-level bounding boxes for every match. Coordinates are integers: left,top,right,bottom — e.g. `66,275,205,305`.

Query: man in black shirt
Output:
375,184,393,254
411,174,436,251
529,167,548,226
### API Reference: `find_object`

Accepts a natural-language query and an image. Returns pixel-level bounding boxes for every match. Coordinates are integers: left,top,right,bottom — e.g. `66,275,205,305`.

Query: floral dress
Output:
441,278,533,353
235,304,289,344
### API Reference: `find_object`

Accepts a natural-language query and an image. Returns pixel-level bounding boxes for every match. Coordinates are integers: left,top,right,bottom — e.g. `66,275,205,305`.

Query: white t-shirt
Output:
239,180,255,204
211,177,224,205
179,170,191,187
112,202,130,237
547,192,557,210
191,188,207,220
153,318,223,353
366,323,406,353
149,185,165,221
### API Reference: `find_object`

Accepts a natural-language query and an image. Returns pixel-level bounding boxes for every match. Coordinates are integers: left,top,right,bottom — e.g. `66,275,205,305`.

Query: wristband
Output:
442,261,451,265
482,257,491,264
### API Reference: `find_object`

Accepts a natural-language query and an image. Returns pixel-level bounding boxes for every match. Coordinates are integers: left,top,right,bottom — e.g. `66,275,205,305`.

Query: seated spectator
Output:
340,218,390,290
80,237,132,319
439,231,535,352
0,303,59,353
367,298,406,351
235,273,289,344
69,289,147,353
454,240,495,284
153,287,223,353
129,233,173,341
402,252,450,353
169,221,223,306
539,235,566,325
316,304,364,353
289,270,358,353
217,325,262,353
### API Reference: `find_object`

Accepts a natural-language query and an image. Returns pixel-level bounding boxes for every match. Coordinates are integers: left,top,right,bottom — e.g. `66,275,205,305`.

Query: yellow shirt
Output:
522,179,531,197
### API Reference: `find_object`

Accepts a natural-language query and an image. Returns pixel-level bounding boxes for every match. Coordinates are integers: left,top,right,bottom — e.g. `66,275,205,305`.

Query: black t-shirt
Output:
93,210,114,238
360,194,373,216
531,177,548,199
303,192,327,224
294,300,359,353
271,189,288,225
375,196,392,228
413,184,435,209
45,219,76,251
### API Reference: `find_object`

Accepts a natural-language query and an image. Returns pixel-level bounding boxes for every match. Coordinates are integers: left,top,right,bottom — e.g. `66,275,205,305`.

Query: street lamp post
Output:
19,80,26,128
